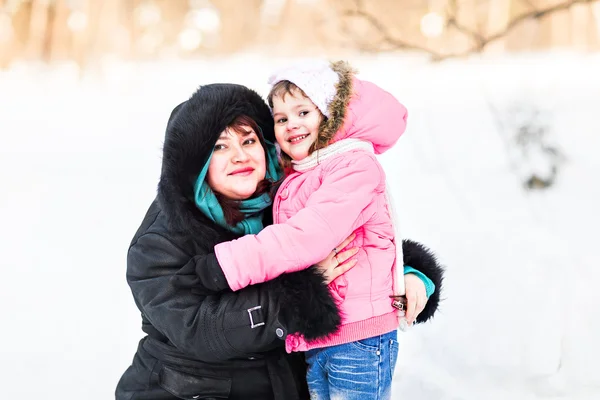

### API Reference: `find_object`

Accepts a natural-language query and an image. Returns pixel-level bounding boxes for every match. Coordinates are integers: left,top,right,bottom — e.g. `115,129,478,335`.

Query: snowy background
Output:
1,52,599,399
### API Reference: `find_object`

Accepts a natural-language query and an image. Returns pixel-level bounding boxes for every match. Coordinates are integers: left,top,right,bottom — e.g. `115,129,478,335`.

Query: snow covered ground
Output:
1,51,599,399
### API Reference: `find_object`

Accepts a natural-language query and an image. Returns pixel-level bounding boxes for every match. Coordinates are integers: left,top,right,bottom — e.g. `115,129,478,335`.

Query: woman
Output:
116,83,442,399
115,83,351,400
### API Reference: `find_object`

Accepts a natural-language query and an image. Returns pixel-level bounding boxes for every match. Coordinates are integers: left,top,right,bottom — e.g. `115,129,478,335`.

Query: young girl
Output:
214,61,444,399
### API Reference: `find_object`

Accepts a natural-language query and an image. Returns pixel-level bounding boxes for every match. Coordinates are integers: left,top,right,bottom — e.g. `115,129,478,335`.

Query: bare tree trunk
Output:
153,0,187,56
485,0,512,54
591,1,600,49
211,0,263,53
548,6,572,48
454,0,483,50
26,0,48,62
269,0,328,55
70,0,92,69
571,3,591,50
44,0,75,63
1,0,30,67
505,0,536,51
124,0,138,60
42,0,57,63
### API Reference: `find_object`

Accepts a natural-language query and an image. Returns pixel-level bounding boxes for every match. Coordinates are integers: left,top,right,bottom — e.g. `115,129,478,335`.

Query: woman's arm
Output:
168,252,229,294
127,232,341,362
402,239,445,323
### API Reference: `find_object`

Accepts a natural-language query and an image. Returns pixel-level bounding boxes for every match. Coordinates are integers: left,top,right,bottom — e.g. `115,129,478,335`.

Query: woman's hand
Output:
316,233,358,285
404,273,428,325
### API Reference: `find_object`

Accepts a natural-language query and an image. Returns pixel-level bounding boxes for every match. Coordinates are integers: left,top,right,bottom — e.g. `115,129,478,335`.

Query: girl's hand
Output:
316,233,358,284
404,273,428,325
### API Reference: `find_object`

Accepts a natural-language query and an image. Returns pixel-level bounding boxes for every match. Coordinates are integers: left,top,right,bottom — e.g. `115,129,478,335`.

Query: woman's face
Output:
207,125,267,200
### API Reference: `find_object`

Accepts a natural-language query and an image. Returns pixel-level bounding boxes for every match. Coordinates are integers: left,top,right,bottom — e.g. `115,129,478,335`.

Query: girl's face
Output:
207,126,266,200
272,90,323,161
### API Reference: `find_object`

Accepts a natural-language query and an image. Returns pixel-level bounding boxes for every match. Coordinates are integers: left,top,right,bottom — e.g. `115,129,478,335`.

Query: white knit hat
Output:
267,60,339,118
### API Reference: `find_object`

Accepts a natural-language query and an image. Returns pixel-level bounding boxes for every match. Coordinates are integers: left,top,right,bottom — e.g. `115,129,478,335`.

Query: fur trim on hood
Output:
316,61,407,155
315,60,356,150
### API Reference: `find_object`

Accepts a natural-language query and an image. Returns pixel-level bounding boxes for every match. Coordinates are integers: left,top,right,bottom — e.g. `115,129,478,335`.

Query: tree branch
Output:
517,0,539,10
341,9,444,60
484,0,595,46
338,0,598,61
446,0,487,49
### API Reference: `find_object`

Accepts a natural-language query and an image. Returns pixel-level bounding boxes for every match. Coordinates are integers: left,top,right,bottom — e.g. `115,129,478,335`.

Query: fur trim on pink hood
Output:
289,60,408,154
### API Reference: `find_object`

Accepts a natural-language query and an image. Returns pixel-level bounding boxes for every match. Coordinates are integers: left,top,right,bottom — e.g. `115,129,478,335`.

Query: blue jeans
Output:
305,330,399,400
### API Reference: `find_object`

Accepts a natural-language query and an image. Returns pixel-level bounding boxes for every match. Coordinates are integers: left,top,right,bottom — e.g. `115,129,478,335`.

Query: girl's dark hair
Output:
267,80,328,171
213,115,276,226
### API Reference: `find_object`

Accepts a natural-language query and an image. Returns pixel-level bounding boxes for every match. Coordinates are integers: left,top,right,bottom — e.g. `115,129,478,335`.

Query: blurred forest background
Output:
2,2,600,400
1,0,599,69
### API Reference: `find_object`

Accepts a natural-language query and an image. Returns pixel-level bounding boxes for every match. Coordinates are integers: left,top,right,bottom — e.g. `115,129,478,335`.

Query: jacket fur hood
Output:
157,84,275,239
318,61,408,155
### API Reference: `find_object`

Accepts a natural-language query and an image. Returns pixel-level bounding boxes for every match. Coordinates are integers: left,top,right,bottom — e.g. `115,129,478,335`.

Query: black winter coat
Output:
116,84,342,400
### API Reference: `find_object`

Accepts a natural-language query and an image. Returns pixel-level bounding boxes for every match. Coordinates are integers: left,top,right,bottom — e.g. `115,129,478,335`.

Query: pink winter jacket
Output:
215,73,408,352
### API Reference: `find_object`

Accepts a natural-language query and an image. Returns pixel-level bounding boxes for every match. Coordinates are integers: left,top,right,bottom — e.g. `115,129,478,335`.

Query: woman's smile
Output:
229,166,255,176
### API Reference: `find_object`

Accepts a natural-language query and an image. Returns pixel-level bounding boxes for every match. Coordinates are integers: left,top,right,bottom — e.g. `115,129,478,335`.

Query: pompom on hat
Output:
267,60,339,118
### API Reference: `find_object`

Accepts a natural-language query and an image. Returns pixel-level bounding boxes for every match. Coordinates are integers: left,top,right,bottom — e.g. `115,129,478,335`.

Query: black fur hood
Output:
157,84,275,239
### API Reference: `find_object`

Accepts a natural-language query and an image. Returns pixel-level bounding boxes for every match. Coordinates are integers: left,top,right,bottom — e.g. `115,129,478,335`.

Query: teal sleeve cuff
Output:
404,266,436,298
